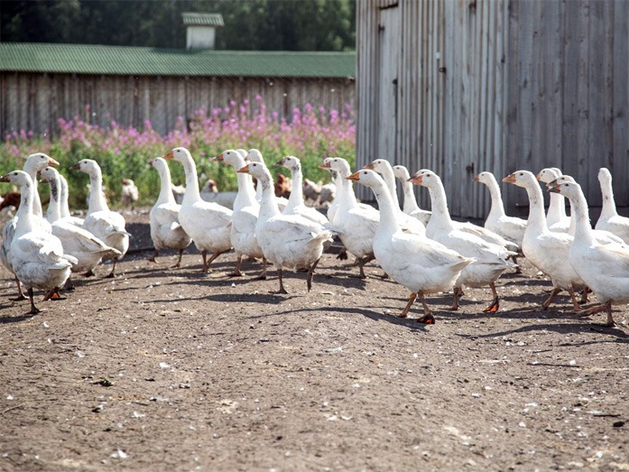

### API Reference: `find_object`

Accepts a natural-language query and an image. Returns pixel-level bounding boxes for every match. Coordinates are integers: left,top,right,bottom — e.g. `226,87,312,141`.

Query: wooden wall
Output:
0,73,356,137
357,0,629,219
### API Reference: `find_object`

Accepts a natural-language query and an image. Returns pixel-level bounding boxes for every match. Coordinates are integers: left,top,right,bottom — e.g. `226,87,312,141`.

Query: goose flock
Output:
1,149,629,328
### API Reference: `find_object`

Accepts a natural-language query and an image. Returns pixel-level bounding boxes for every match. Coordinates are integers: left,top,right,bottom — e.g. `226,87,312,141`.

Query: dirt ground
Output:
0,209,628,472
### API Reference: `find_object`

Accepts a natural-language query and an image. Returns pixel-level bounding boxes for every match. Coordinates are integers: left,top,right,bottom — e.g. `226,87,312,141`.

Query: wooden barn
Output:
0,42,355,137
356,0,629,220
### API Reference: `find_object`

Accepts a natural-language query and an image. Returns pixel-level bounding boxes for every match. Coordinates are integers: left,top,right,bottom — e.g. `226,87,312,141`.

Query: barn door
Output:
377,5,400,163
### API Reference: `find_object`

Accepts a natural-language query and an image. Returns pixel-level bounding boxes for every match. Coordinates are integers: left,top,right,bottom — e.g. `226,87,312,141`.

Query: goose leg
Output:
579,300,615,327
201,250,208,272
44,287,65,301
204,250,228,272
273,268,288,294
148,249,159,263
27,288,40,315
416,291,436,324
603,301,615,327
10,276,27,301
255,258,268,280
399,292,417,318
105,259,118,278
306,258,321,292
483,282,500,313
351,254,374,279
568,286,581,312
172,249,184,268
541,288,561,310
449,287,462,311
230,256,244,277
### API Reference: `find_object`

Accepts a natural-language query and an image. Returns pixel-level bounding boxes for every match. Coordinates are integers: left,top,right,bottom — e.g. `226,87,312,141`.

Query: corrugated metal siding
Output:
357,0,629,219
0,73,355,136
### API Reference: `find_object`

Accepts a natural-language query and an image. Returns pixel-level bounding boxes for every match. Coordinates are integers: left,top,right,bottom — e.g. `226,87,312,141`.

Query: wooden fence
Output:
0,73,355,137
357,0,629,219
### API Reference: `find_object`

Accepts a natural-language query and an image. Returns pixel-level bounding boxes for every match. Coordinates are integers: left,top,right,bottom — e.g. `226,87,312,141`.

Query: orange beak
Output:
535,172,542,181
347,171,360,181
318,162,332,170
502,174,516,183
473,175,480,183
237,165,249,174
48,158,60,167
408,174,423,185
548,183,561,194
210,153,224,162
364,163,375,170
164,151,174,160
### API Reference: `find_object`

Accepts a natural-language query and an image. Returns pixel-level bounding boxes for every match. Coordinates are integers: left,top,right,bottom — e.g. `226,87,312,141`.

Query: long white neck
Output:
368,180,400,237
23,164,43,217
285,165,304,212
547,192,568,223
157,165,176,205
524,181,548,233
569,190,596,246
484,176,507,219
400,179,420,213
180,154,201,204
14,180,35,237
381,168,401,210
87,167,109,213
256,172,281,223
425,179,454,232
45,174,63,223
59,175,72,218
230,157,257,211
599,177,618,220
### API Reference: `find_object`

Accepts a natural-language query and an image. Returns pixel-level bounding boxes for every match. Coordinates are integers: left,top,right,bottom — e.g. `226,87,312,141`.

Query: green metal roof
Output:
0,43,356,78
182,12,224,27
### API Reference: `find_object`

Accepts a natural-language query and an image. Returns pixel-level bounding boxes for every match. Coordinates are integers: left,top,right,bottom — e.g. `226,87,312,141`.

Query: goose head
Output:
319,157,351,177
346,168,386,190
23,153,59,176
408,169,439,189
246,149,264,164
598,167,613,186
549,180,582,201
163,147,193,163
364,159,393,175
122,178,134,186
537,167,562,183
0,170,32,188
38,167,60,199
237,161,272,185
392,165,411,181
70,159,101,176
214,149,245,168
148,157,170,173
474,171,495,184
275,155,301,172
502,170,538,189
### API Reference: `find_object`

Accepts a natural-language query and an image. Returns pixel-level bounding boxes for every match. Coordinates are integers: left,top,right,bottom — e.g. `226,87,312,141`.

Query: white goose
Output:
349,169,473,322
237,161,333,294
58,173,85,227
364,159,425,236
503,170,584,310
40,167,121,278
147,157,191,268
548,175,624,246
275,156,330,226
410,170,515,312
71,159,130,277
165,147,232,272
391,164,431,226
550,180,629,326
537,167,571,233
595,167,629,244
213,150,266,278
0,171,75,314
246,149,289,212
474,171,527,247
319,157,378,278
1,152,57,300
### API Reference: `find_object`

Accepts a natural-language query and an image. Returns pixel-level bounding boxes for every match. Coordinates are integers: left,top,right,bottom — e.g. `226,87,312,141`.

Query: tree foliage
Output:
0,0,356,51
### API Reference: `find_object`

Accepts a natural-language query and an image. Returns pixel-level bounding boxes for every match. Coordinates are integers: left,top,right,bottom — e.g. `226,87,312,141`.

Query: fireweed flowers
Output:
1,98,356,208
